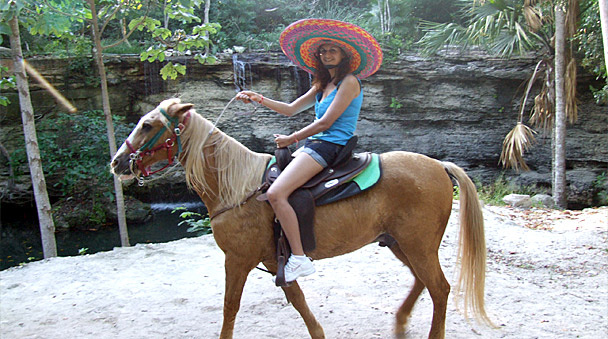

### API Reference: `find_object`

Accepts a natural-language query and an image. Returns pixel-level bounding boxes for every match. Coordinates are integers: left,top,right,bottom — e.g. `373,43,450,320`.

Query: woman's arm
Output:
235,86,317,117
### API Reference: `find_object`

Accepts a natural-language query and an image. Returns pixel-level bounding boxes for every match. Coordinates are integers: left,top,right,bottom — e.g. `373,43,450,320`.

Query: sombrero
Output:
280,18,383,79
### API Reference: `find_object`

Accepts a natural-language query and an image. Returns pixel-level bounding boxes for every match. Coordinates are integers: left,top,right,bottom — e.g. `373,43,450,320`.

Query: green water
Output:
0,202,206,270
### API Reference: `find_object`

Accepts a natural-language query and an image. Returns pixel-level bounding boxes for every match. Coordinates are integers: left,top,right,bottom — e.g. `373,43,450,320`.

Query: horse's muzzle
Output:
110,153,135,179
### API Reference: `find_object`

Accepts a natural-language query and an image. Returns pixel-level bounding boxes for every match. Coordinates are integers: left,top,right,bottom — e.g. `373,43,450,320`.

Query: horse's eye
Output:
141,122,153,132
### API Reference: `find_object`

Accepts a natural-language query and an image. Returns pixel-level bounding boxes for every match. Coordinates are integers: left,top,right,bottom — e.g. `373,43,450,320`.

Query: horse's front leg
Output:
219,255,253,339
263,261,325,339
283,282,326,339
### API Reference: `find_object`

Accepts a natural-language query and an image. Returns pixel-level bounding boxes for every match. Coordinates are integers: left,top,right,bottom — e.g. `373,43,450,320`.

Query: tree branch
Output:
100,4,125,36
43,0,78,18
100,0,153,51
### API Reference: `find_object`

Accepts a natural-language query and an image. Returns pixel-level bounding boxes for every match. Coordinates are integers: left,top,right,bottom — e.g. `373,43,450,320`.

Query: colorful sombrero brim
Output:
280,19,383,79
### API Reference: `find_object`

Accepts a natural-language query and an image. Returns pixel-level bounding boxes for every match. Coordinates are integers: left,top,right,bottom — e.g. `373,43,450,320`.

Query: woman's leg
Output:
266,152,324,256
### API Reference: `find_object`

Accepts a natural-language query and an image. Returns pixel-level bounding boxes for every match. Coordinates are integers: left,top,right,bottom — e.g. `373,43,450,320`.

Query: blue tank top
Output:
311,79,363,145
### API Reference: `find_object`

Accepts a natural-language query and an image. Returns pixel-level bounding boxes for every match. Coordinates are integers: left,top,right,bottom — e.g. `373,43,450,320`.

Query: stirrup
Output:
275,229,292,287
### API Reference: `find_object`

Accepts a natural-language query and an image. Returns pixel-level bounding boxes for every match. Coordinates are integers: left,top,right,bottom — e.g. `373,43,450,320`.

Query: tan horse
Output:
111,98,491,339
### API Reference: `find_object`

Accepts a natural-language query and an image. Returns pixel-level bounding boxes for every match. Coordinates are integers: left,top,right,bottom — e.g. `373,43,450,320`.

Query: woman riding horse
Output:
235,19,383,283
110,18,491,339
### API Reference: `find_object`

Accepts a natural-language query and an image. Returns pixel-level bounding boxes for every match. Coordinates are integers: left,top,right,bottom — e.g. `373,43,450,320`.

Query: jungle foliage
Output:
1,0,603,82
1,0,603,84
9,110,134,197
0,0,460,57
575,0,607,104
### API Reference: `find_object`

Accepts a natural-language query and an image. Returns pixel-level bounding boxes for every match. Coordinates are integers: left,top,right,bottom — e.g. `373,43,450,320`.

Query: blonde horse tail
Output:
442,162,493,326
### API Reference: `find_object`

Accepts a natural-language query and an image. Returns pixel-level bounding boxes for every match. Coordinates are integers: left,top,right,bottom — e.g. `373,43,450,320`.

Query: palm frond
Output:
500,122,537,171
523,5,542,32
530,65,555,130
485,21,542,56
565,0,579,38
416,21,469,55
518,59,545,121
469,1,545,56
418,0,548,57
565,58,578,123
471,0,505,19
530,88,554,129
524,0,552,8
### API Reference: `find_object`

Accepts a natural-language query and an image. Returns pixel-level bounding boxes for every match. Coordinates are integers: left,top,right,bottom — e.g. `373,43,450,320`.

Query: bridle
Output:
123,96,249,186
126,108,191,186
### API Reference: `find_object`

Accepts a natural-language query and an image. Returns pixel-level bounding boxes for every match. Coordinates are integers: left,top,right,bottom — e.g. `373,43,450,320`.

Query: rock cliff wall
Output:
1,51,606,208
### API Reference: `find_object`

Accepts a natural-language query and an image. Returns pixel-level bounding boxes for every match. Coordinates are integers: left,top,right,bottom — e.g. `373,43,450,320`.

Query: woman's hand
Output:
235,91,262,104
273,134,297,148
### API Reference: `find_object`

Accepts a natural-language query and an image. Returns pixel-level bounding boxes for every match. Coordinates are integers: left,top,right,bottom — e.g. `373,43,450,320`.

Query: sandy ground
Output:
1,205,606,339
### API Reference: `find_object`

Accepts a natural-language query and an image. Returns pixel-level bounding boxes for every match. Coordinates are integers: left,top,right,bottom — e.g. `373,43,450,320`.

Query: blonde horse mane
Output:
175,103,270,207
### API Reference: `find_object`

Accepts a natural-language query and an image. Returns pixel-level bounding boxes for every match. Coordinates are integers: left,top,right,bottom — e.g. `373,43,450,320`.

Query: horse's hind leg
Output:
387,243,426,338
401,248,450,339
263,261,326,339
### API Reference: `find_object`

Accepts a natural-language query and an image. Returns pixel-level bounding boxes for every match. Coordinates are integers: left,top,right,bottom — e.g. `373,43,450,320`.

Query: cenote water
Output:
0,201,207,271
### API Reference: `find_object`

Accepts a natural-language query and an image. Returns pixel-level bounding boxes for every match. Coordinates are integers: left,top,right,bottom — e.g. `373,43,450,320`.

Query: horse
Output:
110,98,491,339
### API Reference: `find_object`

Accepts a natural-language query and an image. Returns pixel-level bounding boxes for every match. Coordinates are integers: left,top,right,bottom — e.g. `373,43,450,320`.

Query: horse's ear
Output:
169,102,194,117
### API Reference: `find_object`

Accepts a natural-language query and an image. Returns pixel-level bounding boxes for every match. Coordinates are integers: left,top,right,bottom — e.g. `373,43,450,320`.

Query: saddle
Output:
258,137,377,286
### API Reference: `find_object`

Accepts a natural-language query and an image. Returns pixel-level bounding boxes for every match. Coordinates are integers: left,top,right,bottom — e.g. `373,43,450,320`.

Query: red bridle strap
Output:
126,111,191,178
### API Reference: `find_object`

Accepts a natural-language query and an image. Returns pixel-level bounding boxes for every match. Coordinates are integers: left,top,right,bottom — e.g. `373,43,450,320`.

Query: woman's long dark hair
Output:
311,47,352,92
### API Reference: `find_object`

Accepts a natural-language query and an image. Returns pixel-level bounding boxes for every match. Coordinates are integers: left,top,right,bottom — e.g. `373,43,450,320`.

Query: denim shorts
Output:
300,139,343,168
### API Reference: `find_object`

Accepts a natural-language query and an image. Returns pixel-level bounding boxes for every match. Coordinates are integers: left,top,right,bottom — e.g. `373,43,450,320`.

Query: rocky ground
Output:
1,205,606,339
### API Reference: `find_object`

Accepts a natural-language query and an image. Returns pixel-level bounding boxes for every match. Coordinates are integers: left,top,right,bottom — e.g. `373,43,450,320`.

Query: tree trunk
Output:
600,0,608,72
121,18,131,47
163,0,169,29
8,14,57,258
553,5,567,208
204,0,210,55
87,0,130,247
385,0,391,33
378,0,385,34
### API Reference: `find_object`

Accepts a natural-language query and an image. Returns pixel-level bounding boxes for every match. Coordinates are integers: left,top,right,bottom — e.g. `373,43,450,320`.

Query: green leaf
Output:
159,62,176,80
128,17,145,31
0,22,10,36
175,63,186,75
153,27,172,40
159,62,187,80
0,0,22,21
168,4,201,23
195,54,216,65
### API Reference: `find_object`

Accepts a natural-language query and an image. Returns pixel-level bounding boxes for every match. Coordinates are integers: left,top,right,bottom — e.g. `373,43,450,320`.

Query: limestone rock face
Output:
503,194,533,209
1,51,606,209
531,194,555,208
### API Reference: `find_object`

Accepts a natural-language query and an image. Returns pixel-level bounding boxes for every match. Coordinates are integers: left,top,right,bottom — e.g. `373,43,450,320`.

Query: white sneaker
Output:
284,255,315,282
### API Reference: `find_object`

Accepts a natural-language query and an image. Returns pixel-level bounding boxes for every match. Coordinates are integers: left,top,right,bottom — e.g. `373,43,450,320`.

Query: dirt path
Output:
1,206,606,338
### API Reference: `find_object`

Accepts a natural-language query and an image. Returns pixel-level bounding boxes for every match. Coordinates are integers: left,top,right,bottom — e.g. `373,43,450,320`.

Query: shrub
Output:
10,110,134,197
172,207,212,236
475,174,539,206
